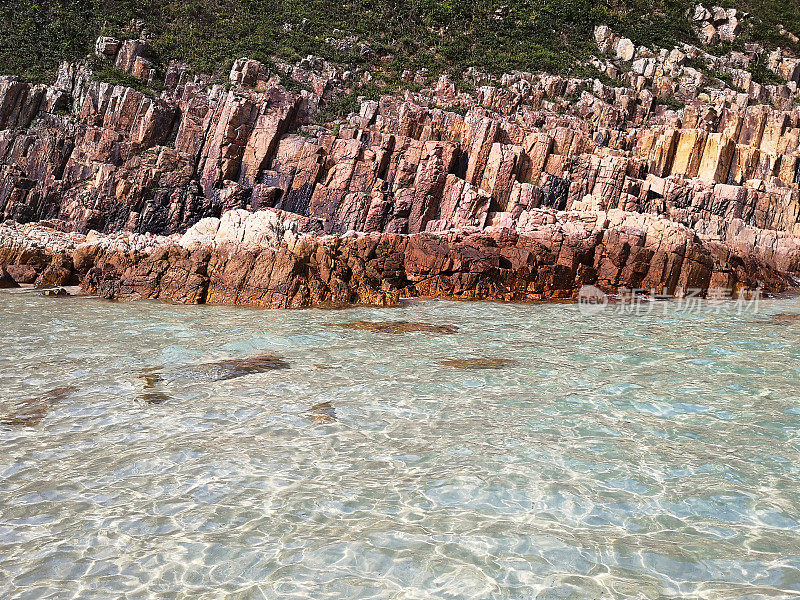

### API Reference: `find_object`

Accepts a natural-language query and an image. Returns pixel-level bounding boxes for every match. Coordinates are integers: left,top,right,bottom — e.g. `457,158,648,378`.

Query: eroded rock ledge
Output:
1,24,800,306
0,207,791,308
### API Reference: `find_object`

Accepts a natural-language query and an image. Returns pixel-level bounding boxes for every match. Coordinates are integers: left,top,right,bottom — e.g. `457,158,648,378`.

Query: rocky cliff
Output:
1,16,800,307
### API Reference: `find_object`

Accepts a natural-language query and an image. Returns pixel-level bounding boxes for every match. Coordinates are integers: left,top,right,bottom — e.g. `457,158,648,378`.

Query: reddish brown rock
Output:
2,205,790,308
0,32,798,308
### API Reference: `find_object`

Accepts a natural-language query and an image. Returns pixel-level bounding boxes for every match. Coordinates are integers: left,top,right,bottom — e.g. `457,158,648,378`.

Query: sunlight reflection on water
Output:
1,291,799,599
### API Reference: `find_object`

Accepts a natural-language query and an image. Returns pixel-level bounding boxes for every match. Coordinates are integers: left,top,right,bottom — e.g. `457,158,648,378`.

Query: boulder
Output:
615,38,636,62
5,264,37,284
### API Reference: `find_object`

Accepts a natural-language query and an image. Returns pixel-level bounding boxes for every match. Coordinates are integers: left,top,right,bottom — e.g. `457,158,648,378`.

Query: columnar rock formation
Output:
1,27,799,306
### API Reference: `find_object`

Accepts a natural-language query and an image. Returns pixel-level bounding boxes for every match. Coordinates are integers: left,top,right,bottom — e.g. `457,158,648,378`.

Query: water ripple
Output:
0,292,799,598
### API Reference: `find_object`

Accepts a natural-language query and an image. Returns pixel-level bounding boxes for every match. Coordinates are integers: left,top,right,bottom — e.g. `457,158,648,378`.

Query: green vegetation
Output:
749,57,788,86
52,94,73,116
89,58,165,96
655,96,687,110
314,92,361,125
0,1,798,86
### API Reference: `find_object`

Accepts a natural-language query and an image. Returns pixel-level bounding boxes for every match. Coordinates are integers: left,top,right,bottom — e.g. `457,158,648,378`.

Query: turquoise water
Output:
1,290,799,599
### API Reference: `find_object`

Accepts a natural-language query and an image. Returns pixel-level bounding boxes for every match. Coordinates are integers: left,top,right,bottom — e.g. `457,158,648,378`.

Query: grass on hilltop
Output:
0,0,798,87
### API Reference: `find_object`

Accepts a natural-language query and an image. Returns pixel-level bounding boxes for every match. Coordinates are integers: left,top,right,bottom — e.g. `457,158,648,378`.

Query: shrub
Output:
0,0,797,88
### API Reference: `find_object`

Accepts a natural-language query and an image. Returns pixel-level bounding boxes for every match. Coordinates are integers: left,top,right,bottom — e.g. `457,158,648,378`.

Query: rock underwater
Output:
0,386,77,427
304,401,337,424
440,358,517,369
135,353,290,404
329,321,460,334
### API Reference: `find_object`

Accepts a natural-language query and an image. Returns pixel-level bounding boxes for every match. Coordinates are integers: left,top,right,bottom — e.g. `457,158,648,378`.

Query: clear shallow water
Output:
1,291,799,600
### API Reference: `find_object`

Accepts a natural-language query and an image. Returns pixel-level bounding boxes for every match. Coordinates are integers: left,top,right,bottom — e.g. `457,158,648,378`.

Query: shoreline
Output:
1,207,794,309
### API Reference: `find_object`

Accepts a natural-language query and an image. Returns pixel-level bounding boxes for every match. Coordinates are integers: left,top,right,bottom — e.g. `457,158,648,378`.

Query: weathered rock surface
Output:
0,205,792,308
0,28,799,307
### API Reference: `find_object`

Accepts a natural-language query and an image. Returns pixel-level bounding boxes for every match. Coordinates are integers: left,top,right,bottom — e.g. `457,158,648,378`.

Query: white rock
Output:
215,209,250,245
615,38,635,62
594,25,610,44
180,217,221,250
693,4,711,21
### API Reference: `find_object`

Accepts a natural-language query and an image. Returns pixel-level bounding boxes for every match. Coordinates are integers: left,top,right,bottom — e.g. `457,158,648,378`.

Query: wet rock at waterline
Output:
2,210,793,309
440,358,516,369
0,386,77,427
40,288,70,297
304,401,337,424
329,321,459,335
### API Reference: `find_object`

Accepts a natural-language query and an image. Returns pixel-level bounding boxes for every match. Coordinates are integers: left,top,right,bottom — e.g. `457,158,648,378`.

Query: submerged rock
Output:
193,353,290,381
0,386,77,427
137,367,168,403
140,391,170,405
132,354,287,406
0,401,49,426
303,401,337,424
138,369,162,389
329,321,459,334
771,313,800,324
141,353,289,387
440,358,516,369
